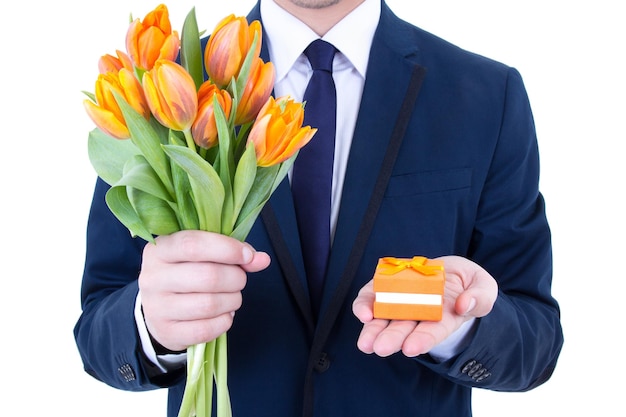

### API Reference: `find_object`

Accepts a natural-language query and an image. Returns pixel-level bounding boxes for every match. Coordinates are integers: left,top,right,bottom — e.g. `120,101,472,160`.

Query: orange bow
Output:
377,256,444,276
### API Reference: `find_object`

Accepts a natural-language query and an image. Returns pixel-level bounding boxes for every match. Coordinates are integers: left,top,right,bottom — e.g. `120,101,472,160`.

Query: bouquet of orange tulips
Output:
83,4,316,417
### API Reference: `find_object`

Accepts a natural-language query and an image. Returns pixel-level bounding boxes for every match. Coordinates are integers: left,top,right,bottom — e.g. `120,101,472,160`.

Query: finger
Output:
156,291,244,322
142,261,249,294
357,319,419,357
154,313,235,350
455,272,498,318
150,230,254,265
352,280,375,323
401,319,456,357
439,255,498,318
356,318,388,354
371,320,419,357
143,290,243,350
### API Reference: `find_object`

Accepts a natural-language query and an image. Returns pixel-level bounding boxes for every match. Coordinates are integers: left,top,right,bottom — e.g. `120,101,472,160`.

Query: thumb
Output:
240,245,271,273
454,269,498,318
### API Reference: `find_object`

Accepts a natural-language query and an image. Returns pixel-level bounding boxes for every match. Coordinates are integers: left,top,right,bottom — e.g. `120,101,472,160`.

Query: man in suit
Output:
74,1,564,416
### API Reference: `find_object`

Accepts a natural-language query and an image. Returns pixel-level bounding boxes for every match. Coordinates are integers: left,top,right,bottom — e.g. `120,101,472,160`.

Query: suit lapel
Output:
261,181,315,335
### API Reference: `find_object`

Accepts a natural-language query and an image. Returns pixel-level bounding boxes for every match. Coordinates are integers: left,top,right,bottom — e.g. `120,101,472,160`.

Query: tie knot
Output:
304,39,337,72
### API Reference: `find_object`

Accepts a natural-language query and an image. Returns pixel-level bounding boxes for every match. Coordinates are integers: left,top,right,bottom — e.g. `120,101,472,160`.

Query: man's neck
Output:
272,0,365,36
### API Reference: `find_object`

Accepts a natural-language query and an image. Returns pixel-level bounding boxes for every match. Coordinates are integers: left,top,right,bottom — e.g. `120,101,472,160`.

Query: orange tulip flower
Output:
204,15,262,88
142,59,198,132
126,3,180,71
84,68,150,139
247,96,316,167
192,81,233,149
235,57,275,125
98,50,134,75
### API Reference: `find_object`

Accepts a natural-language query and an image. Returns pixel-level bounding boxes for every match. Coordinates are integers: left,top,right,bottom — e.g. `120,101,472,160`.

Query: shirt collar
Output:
260,0,380,82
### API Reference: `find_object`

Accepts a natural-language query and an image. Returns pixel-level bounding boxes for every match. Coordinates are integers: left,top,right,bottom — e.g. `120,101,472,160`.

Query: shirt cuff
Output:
134,291,187,372
428,318,477,362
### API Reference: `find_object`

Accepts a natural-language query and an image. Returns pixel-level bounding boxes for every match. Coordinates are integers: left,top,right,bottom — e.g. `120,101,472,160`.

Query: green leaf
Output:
105,186,154,243
113,91,174,197
233,31,259,104
230,204,264,242
239,164,278,219
181,7,204,90
230,164,279,241
272,153,297,195
214,98,235,234
82,90,96,102
128,187,180,236
233,120,253,163
150,117,172,146
169,133,199,230
116,155,173,203
230,155,294,241
231,143,257,227
87,128,141,185
163,144,225,233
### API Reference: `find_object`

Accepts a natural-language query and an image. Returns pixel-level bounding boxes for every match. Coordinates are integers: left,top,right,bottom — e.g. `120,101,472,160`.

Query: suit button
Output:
314,352,330,373
461,360,477,374
476,371,491,382
461,359,490,382
118,363,136,382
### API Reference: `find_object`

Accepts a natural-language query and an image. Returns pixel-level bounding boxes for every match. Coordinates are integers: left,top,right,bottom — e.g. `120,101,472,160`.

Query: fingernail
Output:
242,246,253,263
465,298,477,315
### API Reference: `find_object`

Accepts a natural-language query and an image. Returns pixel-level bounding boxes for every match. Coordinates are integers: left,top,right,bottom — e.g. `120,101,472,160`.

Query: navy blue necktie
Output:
292,39,337,317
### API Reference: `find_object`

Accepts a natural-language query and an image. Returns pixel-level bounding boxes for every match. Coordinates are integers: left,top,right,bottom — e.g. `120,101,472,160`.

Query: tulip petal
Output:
84,99,130,139
143,60,198,131
235,59,275,125
125,4,179,71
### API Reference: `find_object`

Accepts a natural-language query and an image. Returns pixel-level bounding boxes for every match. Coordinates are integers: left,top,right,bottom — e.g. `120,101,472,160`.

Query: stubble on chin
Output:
286,0,342,9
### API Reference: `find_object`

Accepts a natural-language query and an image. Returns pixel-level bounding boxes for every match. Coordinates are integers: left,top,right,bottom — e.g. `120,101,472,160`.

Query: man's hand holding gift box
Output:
353,256,498,358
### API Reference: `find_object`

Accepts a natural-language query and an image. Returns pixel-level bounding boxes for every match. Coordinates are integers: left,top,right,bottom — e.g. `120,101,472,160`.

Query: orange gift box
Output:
373,256,445,321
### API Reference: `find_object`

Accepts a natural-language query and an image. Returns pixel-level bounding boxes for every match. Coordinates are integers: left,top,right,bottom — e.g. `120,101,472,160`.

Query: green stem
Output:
183,129,197,153
202,340,216,416
234,122,253,161
215,333,232,417
178,343,207,417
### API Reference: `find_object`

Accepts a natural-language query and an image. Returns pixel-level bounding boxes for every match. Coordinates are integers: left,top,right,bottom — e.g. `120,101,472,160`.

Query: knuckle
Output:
178,232,203,259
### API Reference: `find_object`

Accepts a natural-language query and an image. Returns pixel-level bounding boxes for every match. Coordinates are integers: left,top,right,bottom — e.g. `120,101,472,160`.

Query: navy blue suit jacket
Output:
74,2,563,416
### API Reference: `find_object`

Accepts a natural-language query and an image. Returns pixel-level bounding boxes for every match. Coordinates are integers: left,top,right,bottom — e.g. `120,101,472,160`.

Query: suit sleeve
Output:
418,67,563,391
73,177,185,391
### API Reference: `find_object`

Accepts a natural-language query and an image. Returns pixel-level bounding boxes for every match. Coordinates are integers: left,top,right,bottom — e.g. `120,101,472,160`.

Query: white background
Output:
1,0,623,415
